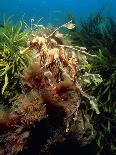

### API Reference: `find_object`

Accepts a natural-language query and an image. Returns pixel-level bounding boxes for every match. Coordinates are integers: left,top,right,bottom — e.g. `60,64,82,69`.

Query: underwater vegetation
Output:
0,18,31,106
0,15,115,155
70,11,116,76
69,11,116,155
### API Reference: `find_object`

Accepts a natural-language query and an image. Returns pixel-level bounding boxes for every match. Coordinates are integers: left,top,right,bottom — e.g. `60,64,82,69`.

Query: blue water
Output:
0,0,115,25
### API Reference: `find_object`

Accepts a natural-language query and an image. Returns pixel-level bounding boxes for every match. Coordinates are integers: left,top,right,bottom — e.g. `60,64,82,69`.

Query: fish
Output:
63,21,75,29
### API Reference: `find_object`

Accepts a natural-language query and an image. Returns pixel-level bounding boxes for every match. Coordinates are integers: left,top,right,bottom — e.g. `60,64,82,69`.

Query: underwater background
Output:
0,0,116,25
0,0,116,155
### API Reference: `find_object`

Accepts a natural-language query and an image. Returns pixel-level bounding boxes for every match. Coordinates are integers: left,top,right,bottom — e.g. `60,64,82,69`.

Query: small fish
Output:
63,21,75,30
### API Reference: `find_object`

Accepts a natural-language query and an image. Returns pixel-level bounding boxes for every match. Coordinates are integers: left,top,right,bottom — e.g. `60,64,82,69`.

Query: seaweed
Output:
0,20,98,155
0,18,32,106
68,11,116,154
